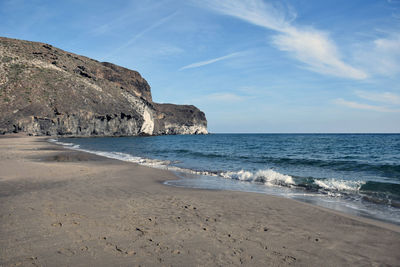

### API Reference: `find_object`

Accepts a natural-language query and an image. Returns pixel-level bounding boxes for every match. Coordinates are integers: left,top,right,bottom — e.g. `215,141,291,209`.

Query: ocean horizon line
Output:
207,132,400,135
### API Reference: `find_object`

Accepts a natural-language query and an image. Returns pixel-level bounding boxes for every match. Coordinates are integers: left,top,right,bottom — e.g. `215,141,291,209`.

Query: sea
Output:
51,134,400,225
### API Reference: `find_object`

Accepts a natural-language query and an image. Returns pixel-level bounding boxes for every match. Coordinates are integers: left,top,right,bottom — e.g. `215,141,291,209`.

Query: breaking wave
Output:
49,138,400,209
315,179,365,192
220,169,295,187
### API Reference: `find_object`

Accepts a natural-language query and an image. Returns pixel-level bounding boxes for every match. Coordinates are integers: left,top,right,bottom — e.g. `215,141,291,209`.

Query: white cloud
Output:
355,91,400,105
200,0,295,31
335,90,400,113
205,92,246,102
334,98,400,112
91,1,173,36
153,44,184,56
189,92,247,104
180,52,241,70
198,0,367,79
355,34,400,77
273,28,367,79
91,14,131,36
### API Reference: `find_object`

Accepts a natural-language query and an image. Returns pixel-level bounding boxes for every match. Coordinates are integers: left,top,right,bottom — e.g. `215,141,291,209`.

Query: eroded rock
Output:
0,37,207,136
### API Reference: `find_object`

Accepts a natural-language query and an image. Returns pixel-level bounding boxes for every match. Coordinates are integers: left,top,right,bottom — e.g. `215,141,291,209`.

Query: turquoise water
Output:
55,134,400,225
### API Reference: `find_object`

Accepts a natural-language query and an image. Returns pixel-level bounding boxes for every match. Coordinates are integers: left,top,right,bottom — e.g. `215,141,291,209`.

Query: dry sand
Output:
0,135,399,266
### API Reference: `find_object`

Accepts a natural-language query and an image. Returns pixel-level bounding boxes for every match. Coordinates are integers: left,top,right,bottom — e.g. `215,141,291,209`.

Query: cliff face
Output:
0,37,207,136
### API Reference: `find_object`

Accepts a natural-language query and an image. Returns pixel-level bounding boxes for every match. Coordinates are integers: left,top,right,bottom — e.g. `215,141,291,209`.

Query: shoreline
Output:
52,134,400,227
1,135,399,266
48,136,400,231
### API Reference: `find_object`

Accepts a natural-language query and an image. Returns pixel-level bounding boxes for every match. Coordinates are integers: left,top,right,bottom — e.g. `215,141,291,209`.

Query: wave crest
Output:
315,179,365,192
49,138,398,207
221,169,295,187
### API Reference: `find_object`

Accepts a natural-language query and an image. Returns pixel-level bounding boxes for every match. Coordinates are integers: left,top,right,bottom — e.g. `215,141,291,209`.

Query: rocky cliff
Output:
0,37,207,136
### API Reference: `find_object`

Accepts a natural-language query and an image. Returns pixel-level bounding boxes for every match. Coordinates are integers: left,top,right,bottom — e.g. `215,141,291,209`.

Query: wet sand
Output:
0,135,399,266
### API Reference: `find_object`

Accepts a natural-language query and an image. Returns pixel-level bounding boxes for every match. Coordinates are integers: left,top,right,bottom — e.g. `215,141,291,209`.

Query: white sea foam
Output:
48,138,214,175
49,139,294,189
48,139,80,149
221,169,295,187
315,178,365,192
48,139,364,197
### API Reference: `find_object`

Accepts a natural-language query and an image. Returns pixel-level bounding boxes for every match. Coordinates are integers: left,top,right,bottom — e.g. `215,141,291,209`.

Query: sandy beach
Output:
0,135,399,266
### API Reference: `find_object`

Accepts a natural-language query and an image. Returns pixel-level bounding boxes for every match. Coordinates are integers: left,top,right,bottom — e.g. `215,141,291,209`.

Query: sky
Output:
1,0,400,133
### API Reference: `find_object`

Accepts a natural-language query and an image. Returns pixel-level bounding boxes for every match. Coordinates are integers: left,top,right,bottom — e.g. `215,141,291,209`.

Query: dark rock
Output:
42,44,52,50
0,37,207,136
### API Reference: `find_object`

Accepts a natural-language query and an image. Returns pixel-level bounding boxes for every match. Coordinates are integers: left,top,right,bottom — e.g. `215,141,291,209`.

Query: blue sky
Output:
1,0,400,133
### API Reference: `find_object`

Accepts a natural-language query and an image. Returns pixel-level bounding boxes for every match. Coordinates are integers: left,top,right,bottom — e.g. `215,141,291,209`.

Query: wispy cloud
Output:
205,92,246,102
355,91,400,105
154,44,184,56
334,98,400,112
199,0,367,79
91,13,132,36
199,0,295,31
272,28,367,79
91,1,171,36
179,52,242,70
102,11,178,60
188,92,249,106
335,90,400,112
354,33,400,77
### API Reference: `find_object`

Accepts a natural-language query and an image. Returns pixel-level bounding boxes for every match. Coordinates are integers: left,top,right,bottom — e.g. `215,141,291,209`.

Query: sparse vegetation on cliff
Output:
0,37,207,136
